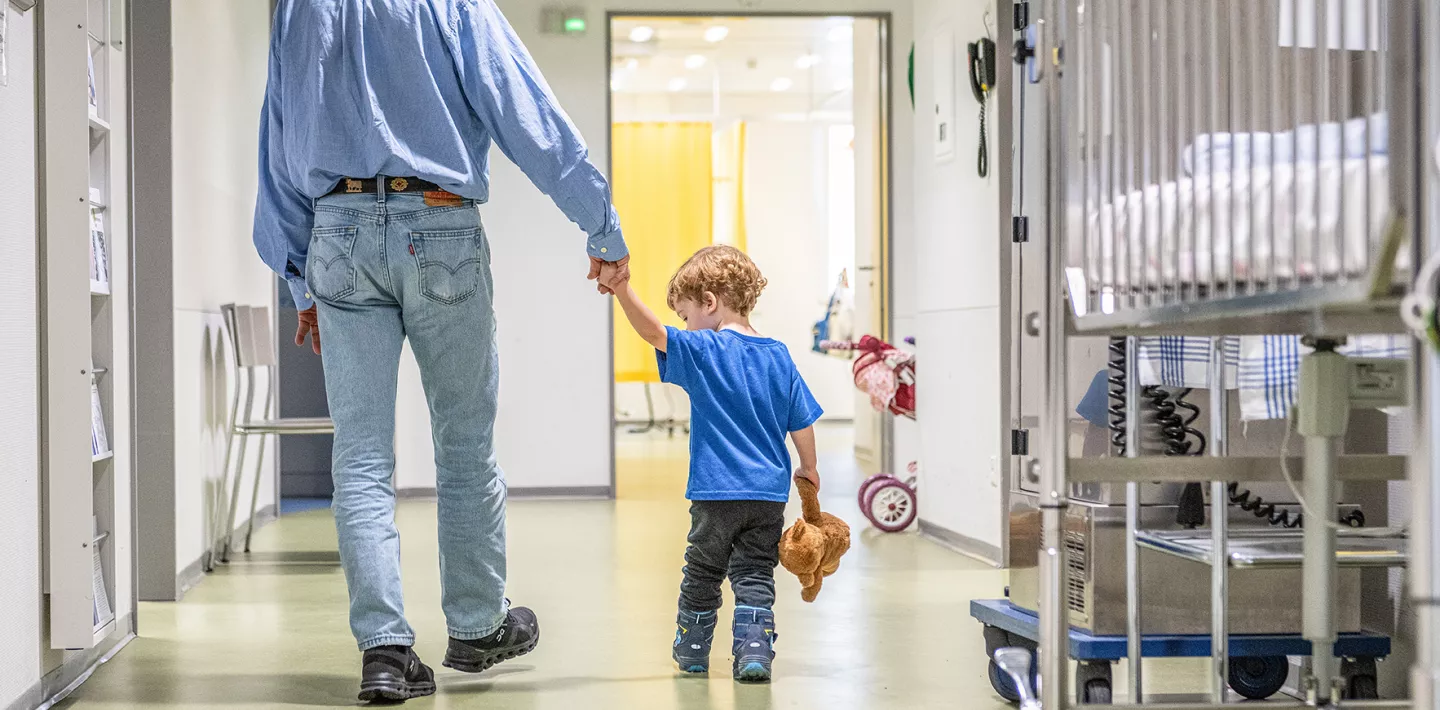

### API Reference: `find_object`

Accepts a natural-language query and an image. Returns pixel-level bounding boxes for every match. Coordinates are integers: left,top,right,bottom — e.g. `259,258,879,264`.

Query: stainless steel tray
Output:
1135,528,1409,569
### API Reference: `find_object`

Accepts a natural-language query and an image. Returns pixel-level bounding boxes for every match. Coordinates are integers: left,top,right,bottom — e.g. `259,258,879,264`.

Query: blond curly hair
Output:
666,245,768,317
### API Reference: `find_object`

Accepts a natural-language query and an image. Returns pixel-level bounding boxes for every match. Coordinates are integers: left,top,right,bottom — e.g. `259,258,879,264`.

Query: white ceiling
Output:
611,16,855,106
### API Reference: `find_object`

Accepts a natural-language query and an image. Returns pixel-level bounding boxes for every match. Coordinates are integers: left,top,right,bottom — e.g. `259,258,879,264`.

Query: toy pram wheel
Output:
857,473,893,511
1228,655,1288,700
863,479,917,532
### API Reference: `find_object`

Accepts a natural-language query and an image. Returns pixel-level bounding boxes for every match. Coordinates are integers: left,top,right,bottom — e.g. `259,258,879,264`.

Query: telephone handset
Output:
968,38,997,102
967,38,997,177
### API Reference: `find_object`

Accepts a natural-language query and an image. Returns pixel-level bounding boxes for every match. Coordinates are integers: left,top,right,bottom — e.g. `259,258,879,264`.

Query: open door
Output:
851,17,886,471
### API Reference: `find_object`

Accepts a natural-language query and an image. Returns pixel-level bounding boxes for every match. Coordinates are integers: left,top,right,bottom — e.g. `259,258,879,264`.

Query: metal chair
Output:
211,304,334,567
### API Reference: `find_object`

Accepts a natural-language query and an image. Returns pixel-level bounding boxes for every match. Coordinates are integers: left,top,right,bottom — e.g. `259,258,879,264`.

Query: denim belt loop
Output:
376,174,388,205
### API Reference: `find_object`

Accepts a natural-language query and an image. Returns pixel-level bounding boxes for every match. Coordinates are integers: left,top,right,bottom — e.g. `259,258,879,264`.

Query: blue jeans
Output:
309,187,507,651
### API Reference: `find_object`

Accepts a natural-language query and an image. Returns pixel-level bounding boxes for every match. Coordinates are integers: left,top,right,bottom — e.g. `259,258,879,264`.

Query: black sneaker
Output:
358,645,436,704
442,606,540,673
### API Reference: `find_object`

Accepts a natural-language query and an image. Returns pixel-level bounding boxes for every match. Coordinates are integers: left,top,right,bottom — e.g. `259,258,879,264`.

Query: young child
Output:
601,245,823,682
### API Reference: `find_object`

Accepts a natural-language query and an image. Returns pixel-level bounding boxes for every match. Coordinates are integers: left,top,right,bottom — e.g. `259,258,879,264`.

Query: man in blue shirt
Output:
252,1,628,701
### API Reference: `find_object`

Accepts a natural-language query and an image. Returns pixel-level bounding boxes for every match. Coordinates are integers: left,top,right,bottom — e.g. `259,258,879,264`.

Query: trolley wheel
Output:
1228,655,1289,700
857,473,893,510
863,479,918,532
1342,657,1380,700
988,659,1023,703
1075,661,1113,705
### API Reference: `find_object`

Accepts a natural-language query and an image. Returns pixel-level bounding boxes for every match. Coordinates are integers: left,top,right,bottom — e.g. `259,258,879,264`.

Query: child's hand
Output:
599,261,630,293
794,468,820,491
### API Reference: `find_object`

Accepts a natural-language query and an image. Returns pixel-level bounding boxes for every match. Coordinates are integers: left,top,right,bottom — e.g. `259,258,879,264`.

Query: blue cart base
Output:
970,599,1389,704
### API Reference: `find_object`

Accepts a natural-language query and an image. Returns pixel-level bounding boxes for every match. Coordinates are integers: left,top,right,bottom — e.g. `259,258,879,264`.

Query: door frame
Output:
603,11,897,494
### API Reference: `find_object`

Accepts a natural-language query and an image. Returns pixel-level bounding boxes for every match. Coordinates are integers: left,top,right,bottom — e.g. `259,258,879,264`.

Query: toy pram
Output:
817,335,917,532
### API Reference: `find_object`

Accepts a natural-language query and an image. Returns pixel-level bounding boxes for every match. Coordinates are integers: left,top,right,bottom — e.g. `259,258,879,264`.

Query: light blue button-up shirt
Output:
254,0,626,310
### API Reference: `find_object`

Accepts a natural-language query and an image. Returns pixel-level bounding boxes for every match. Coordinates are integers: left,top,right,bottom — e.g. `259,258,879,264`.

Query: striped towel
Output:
1136,335,1409,420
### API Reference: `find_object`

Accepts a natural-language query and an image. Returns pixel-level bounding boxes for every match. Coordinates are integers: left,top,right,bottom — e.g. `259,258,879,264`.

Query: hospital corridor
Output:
3,0,1440,709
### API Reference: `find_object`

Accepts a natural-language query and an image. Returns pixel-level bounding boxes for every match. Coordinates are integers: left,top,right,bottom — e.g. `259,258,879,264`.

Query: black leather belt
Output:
326,176,453,196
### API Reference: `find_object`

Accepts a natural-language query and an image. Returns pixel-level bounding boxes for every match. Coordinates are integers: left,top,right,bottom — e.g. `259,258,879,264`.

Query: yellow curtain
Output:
712,121,748,252
612,122,714,383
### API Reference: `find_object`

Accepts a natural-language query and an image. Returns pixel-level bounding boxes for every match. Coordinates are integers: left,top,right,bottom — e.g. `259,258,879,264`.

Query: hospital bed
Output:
986,0,1438,707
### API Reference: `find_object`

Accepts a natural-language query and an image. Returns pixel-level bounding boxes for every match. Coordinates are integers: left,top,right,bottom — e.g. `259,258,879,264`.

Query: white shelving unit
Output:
40,0,130,651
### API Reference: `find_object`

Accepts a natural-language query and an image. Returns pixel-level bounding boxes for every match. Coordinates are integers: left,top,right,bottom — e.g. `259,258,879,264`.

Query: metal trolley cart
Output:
993,0,1440,707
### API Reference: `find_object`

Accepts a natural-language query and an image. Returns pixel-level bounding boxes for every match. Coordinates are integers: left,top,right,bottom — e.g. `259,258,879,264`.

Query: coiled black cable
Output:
1106,338,1128,454
1149,387,1207,457
1226,482,1301,528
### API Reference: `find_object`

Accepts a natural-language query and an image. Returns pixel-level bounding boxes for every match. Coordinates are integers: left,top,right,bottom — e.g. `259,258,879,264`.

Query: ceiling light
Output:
771,77,794,92
685,54,707,70
828,25,853,43
796,54,821,69
668,78,688,92
704,26,730,43
629,26,655,43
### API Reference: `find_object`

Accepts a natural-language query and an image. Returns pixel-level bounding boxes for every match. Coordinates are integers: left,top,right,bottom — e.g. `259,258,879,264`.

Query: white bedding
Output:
1079,156,1398,289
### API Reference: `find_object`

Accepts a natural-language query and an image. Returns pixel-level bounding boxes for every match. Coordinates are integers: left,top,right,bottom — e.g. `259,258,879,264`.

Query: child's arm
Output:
791,425,820,491
612,281,669,353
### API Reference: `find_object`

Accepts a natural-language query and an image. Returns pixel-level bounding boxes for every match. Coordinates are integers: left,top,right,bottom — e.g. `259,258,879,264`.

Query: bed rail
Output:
1056,0,1422,335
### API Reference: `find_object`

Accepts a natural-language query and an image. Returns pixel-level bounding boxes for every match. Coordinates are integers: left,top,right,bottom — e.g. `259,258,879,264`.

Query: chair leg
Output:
208,425,239,573
219,431,251,564
244,432,271,553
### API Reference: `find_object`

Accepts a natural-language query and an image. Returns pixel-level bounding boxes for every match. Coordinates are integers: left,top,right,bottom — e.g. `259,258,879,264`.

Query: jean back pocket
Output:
307,226,360,302
411,228,484,305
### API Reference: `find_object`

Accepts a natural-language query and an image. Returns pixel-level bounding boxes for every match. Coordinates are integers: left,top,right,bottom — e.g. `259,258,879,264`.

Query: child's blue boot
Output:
731,606,776,682
673,609,718,673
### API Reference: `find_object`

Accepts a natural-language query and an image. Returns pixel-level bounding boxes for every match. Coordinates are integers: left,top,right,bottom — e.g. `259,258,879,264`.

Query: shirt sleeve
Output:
787,371,824,432
655,327,698,389
451,1,628,262
252,15,316,311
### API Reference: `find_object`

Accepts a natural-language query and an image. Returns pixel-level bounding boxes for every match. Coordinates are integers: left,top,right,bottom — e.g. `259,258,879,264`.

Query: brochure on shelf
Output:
91,517,112,629
89,208,109,287
90,383,108,458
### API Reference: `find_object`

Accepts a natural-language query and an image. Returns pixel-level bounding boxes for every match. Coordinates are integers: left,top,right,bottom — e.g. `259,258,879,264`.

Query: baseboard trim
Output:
27,615,134,710
175,553,205,601
175,502,280,600
398,486,613,500
918,520,1003,568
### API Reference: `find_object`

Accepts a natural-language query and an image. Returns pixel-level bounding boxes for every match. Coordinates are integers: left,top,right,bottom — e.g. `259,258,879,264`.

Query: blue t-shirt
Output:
657,327,824,502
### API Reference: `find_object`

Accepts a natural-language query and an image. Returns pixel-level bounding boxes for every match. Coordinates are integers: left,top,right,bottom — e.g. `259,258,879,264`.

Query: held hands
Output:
588,255,631,295
794,468,821,492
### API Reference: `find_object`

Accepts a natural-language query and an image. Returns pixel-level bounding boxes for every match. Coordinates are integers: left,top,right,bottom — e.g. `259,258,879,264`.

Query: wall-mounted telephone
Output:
968,38,997,177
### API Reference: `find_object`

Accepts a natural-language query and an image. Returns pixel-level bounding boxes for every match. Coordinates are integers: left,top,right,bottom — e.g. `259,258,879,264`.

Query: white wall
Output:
745,121,857,419
395,0,914,493
0,7,44,705
171,0,277,572
911,0,1005,558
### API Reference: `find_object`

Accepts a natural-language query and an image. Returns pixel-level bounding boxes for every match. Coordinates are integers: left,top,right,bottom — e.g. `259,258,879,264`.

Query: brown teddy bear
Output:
779,478,852,602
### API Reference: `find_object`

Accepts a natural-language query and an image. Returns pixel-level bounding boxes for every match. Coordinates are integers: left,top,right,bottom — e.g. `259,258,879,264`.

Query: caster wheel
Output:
1081,680,1112,704
857,473,893,511
1075,661,1113,705
863,479,918,532
988,659,1023,703
1228,655,1289,700
1342,657,1380,700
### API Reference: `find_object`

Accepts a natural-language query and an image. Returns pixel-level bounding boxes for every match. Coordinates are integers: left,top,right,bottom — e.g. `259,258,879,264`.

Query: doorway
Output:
606,14,892,498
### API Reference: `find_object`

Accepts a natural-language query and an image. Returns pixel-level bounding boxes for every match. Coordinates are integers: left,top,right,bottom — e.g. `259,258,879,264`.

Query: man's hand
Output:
295,306,321,355
588,255,630,295
794,468,821,492
599,261,631,294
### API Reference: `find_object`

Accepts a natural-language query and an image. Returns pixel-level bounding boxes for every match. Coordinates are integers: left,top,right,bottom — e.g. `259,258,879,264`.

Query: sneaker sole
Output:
734,661,772,683
358,680,437,703
674,659,709,674
441,631,540,674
